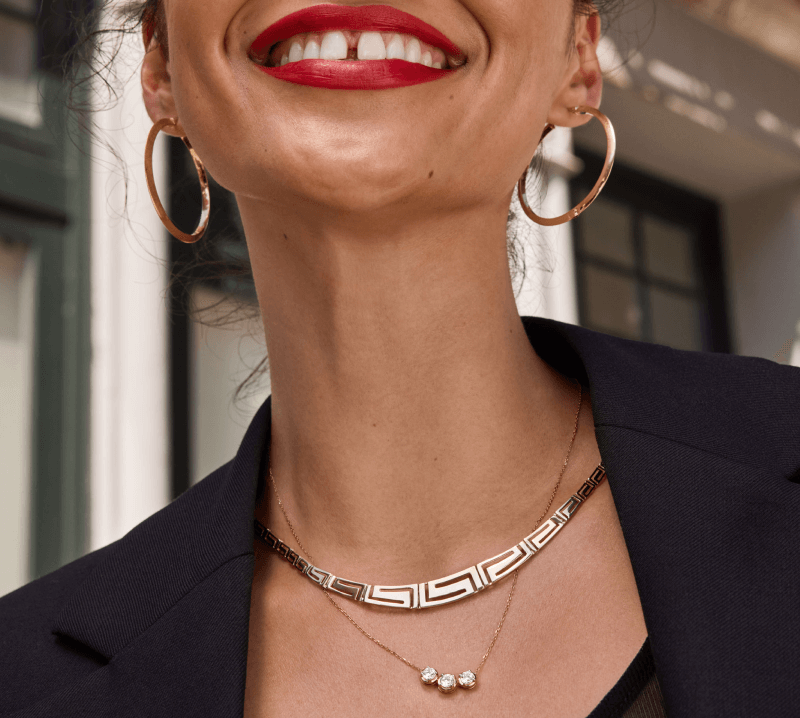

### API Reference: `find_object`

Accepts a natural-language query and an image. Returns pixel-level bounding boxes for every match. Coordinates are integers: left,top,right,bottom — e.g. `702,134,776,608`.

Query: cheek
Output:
165,0,255,180
453,11,567,185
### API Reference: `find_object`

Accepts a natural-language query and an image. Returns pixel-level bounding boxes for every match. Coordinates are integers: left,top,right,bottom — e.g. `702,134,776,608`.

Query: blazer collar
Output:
52,396,272,660
51,316,800,717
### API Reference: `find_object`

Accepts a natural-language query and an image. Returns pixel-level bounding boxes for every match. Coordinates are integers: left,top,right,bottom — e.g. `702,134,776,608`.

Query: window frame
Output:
570,148,731,353
0,0,95,580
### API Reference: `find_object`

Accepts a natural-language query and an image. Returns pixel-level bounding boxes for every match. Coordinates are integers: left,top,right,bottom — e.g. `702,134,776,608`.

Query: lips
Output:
250,4,466,90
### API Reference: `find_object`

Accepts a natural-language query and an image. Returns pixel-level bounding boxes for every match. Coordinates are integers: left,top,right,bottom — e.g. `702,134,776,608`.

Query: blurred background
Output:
1,0,799,596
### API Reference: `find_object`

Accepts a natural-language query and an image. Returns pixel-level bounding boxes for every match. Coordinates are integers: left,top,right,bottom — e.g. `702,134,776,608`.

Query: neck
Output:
242,197,585,582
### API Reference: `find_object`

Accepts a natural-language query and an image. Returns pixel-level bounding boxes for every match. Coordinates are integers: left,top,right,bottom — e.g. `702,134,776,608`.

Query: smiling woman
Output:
2,1,800,717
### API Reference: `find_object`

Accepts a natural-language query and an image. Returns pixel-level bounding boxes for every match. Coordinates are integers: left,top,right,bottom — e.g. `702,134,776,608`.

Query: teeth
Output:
386,33,405,60
288,40,304,63
405,37,421,64
319,30,348,60
357,31,387,60
266,30,464,69
303,34,320,59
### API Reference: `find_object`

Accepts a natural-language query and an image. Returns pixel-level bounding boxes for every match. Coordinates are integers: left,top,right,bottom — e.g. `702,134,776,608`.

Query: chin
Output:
287,152,427,207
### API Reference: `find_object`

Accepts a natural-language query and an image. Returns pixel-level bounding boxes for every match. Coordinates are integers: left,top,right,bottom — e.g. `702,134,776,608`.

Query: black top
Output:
1,316,799,717
589,636,667,718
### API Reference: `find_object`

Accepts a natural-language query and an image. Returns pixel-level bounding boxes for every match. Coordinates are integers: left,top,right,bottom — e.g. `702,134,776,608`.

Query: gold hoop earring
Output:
144,117,210,243
518,106,616,226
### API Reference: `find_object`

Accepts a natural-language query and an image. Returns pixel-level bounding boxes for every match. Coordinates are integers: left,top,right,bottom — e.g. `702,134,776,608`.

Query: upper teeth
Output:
265,30,464,69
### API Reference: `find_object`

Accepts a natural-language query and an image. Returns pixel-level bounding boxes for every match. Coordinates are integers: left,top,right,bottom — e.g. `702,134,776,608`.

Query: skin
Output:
142,2,649,715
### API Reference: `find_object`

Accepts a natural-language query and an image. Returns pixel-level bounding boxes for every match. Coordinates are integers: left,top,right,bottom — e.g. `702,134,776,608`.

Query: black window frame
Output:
570,147,731,353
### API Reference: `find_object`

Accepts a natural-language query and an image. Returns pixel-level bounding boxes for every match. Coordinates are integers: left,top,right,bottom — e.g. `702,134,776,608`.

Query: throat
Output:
261,352,588,584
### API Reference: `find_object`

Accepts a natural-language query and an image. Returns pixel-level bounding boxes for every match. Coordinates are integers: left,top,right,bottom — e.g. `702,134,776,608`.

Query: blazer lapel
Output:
46,399,273,717
522,316,800,718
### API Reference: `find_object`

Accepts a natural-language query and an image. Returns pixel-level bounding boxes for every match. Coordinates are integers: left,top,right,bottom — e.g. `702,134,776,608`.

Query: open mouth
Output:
249,4,467,89
256,30,465,70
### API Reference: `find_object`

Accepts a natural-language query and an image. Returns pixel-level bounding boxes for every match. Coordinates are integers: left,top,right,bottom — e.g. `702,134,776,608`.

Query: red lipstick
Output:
250,4,465,90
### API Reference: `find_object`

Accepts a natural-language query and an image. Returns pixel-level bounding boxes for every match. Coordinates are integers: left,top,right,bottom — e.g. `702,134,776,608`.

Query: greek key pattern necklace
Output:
254,462,605,610
254,383,607,691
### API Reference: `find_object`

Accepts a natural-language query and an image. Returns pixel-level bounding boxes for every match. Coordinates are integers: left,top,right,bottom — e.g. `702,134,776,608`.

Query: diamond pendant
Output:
437,674,457,693
420,667,438,685
420,667,477,692
458,670,477,689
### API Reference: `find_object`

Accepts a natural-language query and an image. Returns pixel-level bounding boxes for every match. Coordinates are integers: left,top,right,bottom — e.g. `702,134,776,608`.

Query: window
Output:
0,0,94,584
0,0,93,127
0,0,37,81
0,233,36,596
0,0,39,126
571,149,731,352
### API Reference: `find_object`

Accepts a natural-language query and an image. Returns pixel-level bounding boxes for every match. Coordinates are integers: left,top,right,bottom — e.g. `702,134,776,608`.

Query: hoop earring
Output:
144,117,210,243
518,106,616,227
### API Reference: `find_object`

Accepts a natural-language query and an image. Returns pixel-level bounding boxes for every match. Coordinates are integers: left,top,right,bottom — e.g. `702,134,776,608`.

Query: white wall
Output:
0,244,36,596
89,7,170,550
514,126,580,325
723,182,800,360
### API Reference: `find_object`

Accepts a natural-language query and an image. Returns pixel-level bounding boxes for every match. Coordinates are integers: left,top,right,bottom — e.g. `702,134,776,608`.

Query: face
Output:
142,0,601,227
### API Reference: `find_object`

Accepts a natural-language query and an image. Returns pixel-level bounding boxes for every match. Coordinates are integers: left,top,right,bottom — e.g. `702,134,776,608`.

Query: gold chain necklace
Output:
256,383,605,693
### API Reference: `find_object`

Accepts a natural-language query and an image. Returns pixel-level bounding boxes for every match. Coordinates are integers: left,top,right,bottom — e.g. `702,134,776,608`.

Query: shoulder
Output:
0,545,113,713
595,330,800,476
0,458,240,715
522,316,800,479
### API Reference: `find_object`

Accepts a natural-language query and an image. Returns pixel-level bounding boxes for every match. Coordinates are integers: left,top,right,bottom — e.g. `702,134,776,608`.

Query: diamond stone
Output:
437,673,457,693
421,667,438,684
458,670,477,689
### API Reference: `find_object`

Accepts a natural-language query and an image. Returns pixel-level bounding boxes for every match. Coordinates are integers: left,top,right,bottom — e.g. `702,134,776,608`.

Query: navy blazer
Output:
2,316,799,717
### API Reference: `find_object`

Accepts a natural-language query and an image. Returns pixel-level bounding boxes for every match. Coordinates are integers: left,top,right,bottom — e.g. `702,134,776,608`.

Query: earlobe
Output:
547,13,604,129
141,42,185,136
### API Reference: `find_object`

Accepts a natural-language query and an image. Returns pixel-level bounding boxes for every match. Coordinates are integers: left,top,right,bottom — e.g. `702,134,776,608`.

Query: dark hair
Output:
64,0,634,398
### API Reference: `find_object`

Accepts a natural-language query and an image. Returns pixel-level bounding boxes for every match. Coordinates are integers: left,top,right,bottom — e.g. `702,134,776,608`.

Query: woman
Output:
1,0,798,716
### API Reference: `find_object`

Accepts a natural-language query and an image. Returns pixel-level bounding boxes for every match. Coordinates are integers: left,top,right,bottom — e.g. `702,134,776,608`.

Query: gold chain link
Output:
267,380,583,675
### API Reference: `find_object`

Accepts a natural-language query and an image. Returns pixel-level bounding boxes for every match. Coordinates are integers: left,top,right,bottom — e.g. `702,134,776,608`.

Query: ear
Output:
547,12,603,128
141,34,186,137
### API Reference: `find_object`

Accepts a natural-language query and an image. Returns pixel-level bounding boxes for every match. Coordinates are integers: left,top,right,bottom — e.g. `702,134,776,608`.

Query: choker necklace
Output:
254,382,608,692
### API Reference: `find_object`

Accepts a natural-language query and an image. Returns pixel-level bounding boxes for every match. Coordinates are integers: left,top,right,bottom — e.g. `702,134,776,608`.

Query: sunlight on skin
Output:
141,0,604,574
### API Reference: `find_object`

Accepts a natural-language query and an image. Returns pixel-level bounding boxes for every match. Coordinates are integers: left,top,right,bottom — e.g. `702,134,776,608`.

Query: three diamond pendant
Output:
420,667,477,693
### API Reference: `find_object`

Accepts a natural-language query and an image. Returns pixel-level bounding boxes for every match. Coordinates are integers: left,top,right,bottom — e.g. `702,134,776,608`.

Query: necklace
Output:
254,382,606,692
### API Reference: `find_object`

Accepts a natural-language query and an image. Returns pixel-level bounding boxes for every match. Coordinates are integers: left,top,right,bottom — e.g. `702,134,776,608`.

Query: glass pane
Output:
643,214,697,288
0,15,35,80
0,237,28,338
583,265,642,339
650,287,703,351
1,0,38,12
0,236,36,596
579,193,635,268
